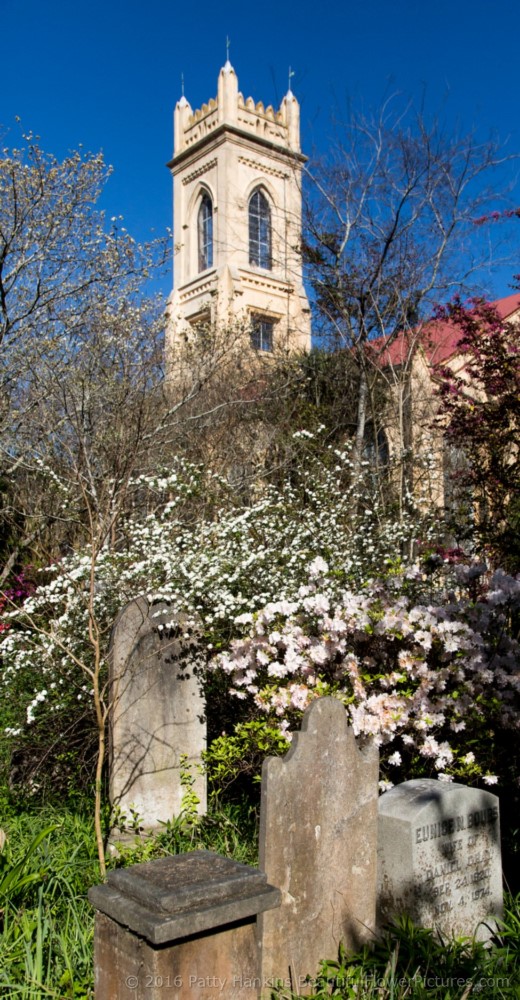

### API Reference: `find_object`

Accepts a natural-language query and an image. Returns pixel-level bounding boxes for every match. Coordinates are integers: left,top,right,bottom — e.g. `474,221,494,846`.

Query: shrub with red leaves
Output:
434,295,520,571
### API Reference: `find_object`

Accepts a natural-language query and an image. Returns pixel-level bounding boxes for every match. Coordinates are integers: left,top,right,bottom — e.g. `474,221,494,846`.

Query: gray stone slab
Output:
109,598,206,830
378,778,503,940
258,697,379,984
108,850,269,912
88,851,281,945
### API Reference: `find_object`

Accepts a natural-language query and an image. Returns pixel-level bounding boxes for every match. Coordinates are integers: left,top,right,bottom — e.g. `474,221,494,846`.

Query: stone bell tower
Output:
166,60,311,357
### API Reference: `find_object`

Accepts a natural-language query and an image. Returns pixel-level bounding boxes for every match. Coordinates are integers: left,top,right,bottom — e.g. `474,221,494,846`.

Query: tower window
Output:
362,423,389,469
198,193,213,272
251,315,274,352
249,190,271,269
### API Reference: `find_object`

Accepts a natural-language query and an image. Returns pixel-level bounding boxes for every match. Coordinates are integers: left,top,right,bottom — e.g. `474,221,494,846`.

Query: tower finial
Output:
177,70,188,108
288,66,295,95
223,35,233,73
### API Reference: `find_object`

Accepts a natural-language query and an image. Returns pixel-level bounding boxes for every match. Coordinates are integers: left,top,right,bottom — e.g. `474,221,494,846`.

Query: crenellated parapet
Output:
174,61,300,156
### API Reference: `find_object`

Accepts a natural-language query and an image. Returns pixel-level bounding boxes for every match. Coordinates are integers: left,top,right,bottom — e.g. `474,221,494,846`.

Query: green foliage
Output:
1,800,519,999
0,825,57,914
204,719,290,798
0,809,99,998
109,803,145,836
154,800,259,867
275,901,520,999
258,348,379,451
0,798,259,996
179,753,204,825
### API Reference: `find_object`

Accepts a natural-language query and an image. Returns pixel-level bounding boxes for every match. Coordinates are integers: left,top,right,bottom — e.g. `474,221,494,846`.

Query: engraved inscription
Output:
414,807,498,921
378,780,503,942
415,806,498,844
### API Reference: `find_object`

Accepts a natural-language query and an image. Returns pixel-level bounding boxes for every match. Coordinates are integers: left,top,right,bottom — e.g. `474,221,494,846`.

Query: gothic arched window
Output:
198,193,213,272
249,189,271,269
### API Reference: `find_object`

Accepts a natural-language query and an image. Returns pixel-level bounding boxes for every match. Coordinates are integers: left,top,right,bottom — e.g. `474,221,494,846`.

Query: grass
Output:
276,903,520,999
0,802,519,999
0,799,259,997
0,809,99,998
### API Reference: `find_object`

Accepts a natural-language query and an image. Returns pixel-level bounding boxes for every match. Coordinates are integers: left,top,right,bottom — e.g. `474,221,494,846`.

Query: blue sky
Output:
2,0,519,300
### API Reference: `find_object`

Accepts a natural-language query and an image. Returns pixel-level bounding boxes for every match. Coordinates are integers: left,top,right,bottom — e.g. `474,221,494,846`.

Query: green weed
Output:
275,905,520,1000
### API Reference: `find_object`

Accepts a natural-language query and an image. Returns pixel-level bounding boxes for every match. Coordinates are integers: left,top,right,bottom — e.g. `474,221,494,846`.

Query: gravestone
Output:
378,778,503,940
258,697,379,988
89,850,281,1000
109,597,206,832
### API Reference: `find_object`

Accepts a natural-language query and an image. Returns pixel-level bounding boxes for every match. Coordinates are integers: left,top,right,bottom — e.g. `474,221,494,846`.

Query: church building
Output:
166,60,311,357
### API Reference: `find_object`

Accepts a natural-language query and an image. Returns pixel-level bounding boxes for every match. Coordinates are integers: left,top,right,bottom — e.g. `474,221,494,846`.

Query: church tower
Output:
166,61,311,356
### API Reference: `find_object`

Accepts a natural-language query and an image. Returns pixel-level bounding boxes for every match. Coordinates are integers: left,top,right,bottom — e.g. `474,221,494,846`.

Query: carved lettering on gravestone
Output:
378,779,503,940
258,697,379,986
109,597,206,832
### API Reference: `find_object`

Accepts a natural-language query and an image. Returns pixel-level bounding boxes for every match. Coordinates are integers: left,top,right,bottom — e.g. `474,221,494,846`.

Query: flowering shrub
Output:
211,557,520,788
0,572,34,636
0,443,437,726
2,445,517,795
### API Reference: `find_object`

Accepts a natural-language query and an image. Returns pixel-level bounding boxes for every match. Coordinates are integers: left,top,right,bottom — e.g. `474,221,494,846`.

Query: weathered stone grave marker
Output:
109,597,206,832
89,850,281,1000
378,778,503,940
258,697,379,988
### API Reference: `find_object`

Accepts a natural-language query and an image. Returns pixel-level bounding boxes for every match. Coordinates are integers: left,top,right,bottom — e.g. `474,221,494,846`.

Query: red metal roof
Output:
368,293,520,369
